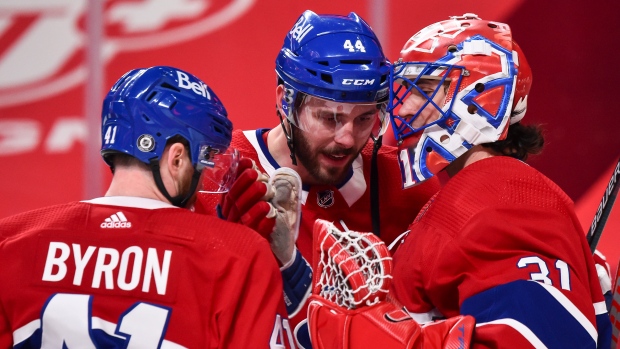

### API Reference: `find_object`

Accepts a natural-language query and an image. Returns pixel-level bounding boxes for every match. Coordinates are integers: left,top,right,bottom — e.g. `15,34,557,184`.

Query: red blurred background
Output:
1,0,618,272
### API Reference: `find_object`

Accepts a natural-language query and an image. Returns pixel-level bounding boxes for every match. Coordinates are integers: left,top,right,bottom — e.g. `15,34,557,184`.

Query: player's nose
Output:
333,121,355,148
398,94,420,119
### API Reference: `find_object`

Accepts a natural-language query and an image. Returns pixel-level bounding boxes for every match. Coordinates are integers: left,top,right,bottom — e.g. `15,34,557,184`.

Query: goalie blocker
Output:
307,219,475,349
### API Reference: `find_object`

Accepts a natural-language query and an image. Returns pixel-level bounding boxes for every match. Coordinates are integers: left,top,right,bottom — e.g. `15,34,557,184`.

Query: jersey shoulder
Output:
424,157,574,231
231,129,261,157
0,202,87,241
145,207,275,258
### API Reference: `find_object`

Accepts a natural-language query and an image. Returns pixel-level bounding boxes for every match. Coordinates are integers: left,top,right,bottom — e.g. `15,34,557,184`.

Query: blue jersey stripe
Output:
461,280,599,349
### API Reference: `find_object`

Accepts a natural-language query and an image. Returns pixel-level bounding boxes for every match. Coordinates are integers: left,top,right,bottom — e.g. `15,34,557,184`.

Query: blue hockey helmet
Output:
275,10,391,124
101,65,232,169
101,66,235,205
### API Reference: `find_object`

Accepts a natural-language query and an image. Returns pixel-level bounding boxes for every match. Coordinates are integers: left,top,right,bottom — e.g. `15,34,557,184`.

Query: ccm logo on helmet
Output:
342,78,375,86
176,71,211,99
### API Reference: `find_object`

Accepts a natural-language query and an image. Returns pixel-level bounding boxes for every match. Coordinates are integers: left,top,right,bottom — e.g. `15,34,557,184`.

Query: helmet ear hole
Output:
475,83,485,93
321,74,333,84
467,104,478,114
447,45,458,53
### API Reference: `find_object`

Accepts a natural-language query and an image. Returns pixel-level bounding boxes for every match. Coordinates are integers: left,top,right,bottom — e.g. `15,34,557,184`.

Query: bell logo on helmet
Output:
289,16,313,43
342,79,375,86
137,134,155,152
176,71,211,99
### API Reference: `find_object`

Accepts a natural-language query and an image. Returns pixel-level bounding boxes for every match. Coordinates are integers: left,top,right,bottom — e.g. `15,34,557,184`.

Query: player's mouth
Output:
320,152,350,166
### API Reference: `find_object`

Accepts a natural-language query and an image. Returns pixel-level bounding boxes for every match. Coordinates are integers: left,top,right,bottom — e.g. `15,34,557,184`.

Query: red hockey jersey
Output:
229,129,439,261
391,156,611,348
0,196,292,349
200,128,440,348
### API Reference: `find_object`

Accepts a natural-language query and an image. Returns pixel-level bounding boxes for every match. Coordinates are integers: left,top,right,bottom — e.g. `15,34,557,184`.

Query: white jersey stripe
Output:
594,300,608,315
13,319,40,346
476,319,548,349
537,281,597,342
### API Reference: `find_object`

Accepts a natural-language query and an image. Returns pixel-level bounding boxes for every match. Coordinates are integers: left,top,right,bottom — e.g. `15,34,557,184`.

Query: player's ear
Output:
276,84,286,117
167,142,187,175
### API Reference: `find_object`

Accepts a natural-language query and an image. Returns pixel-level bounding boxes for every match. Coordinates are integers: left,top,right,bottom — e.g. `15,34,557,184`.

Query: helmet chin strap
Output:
277,109,298,166
370,135,382,237
149,158,201,208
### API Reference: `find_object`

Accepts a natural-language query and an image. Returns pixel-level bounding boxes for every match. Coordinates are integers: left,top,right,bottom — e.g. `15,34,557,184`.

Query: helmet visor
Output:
197,146,239,194
293,94,389,140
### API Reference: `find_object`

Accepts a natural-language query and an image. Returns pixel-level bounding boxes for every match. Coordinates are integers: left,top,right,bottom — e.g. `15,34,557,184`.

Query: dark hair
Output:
107,153,147,173
107,135,190,173
167,135,191,157
481,122,544,161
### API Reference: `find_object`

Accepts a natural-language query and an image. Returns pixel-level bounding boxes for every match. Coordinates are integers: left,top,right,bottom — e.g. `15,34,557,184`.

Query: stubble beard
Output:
292,126,362,185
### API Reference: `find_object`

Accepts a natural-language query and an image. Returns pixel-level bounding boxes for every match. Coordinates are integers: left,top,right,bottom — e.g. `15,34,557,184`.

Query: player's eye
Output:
317,111,337,122
356,114,374,125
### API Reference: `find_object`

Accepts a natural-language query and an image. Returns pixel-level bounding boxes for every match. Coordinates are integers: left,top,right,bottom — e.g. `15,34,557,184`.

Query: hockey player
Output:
194,10,441,348
309,14,613,348
0,66,293,348
389,15,611,347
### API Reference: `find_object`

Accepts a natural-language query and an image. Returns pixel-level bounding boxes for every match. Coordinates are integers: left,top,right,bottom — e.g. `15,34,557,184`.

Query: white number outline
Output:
343,39,366,53
39,293,172,348
104,125,117,145
398,148,416,188
517,256,572,290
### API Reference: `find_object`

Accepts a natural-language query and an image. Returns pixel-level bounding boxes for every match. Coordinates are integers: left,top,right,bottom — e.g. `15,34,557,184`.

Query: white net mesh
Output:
315,222,393,309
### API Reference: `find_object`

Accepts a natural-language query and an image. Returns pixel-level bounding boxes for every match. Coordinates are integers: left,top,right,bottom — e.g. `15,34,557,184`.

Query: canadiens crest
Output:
317,190,334,208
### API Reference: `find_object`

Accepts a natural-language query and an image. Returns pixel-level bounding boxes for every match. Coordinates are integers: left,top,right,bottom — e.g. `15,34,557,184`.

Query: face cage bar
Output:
387,62,467,143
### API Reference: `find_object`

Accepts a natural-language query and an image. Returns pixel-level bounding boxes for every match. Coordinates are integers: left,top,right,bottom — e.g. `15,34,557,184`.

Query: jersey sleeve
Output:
392,206,611,349
454,209,610,349
0,304,10,348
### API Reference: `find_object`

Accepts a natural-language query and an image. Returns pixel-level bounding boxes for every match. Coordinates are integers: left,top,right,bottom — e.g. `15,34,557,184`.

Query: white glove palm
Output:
267,167,302,267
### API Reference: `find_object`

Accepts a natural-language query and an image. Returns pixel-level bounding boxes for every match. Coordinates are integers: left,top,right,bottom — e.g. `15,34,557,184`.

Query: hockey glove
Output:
308,296,475,349
268,167,302,267
219,157,276,237
308,219,474,349
220,159,302,266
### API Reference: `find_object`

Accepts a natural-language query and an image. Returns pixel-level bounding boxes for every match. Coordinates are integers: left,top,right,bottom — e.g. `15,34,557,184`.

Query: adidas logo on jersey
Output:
100,212,132,229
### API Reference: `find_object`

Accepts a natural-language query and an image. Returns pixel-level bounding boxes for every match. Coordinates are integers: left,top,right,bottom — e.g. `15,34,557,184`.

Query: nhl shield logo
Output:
317,190,334,208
